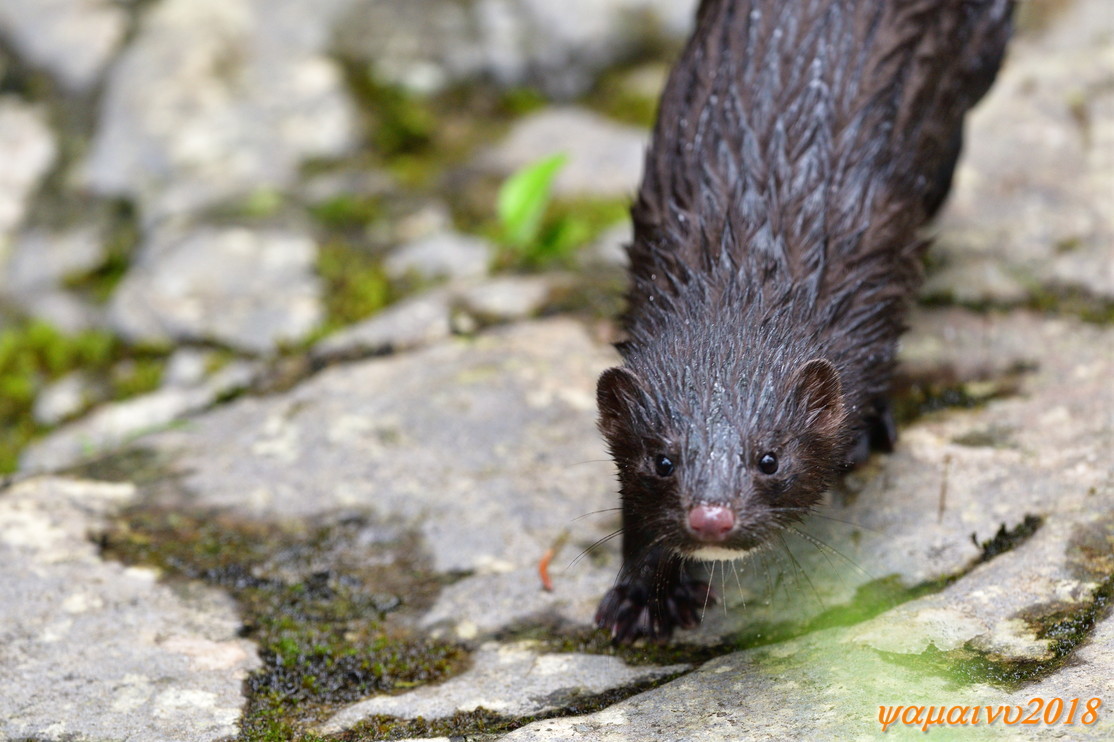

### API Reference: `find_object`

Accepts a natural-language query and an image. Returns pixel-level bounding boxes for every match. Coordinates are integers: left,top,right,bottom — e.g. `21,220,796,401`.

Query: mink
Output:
595,0,1013,643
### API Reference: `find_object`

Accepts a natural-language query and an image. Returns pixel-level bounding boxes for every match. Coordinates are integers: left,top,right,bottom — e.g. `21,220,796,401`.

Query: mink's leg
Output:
595,505,713,643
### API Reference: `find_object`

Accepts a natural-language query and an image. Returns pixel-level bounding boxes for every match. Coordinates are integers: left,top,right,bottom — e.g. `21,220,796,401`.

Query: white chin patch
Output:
688,546,752,562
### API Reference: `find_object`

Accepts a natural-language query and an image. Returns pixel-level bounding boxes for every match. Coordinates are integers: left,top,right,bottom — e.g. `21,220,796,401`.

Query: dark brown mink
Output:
595,0,1013,644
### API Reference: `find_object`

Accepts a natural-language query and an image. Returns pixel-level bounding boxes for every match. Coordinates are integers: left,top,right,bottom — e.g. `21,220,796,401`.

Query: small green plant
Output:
496,153,568,251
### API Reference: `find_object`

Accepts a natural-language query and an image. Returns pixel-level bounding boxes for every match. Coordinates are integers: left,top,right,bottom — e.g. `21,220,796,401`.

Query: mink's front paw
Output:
594,574,714,644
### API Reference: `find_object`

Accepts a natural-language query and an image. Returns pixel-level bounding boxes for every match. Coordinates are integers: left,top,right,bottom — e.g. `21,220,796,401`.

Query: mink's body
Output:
595,0,1013,643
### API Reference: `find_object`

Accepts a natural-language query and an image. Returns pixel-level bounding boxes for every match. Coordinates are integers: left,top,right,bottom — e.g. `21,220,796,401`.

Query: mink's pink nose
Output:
687,504,735,542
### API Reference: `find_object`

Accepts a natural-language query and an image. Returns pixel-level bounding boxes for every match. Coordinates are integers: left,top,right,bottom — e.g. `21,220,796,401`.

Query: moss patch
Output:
99,507,470,741
0,320,169,473
314,240,396,337
890,363,1031,427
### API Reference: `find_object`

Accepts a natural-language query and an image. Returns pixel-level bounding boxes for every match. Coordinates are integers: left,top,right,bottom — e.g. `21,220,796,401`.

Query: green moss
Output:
972,515,1043,564
100,508,470,741
315,240,396,335
309,195,384,231
0,320,169,473
890,365,1029,427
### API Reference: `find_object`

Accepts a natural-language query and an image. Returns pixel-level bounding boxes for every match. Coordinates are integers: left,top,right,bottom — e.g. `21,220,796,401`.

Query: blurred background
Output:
0,0,703,473
0,0,1108,475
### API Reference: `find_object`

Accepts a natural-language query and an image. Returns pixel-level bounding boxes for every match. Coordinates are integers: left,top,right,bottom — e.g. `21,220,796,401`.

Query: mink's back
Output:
621,0,1012,422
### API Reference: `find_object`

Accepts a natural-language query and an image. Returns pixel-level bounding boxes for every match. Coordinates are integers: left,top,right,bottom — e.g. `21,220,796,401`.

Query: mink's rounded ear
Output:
596,366,646,441
792,359,845,435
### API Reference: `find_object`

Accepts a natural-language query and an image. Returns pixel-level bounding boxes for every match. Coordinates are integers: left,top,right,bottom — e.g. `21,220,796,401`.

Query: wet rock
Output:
480,107,647,198
0,97,56,241
108,224,322,354
319,641,688,733
0,0,128,92
456,275,560,323
81,0,358,223
384,231,492,282
311,288,455,361
0,477,259,741
930,0,1114,302
335,0,697,97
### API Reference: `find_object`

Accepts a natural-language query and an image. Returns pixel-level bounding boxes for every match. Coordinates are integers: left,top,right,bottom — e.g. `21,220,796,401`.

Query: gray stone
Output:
319,641,688,732
0,97,56,242
480,107,648,198
384,231,492,282
0,225,105,297
141,319,617,576
0,0,128,92
81,0,358,223
929,0,1114,302
456,275,558,322
335,0,697,97
0,477,259,741
162,348,214,389
108,224,322,354
32,371,93,426
311,288,454,361
21,358,260,472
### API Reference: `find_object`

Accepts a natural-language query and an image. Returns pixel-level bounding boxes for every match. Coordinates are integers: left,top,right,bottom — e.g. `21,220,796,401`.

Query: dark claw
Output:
595,574,715,644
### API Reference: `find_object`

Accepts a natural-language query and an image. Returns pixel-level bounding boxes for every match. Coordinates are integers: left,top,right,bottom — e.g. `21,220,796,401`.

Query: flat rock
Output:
334,0,697,97
0,477,259,741
384,231,492,282
929,0,1114,302
142,318,617,575
503,616,1114,741
319,641,688,732
0,97,56,241
481,107,647,198
81,0,358,222
0,0,128,92
107,224,322,354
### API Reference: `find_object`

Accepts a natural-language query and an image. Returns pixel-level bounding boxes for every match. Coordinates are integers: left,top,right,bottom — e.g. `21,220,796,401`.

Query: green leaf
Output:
496,153,568,249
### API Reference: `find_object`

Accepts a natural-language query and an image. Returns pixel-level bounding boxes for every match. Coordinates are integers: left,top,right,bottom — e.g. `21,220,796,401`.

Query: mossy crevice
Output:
890,361,1032,427
98,506,470,741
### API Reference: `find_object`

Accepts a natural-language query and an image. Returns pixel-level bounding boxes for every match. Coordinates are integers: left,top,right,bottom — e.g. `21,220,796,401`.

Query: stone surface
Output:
456,275,559,322
0,97,56,242
81,0,358,222
319,641,688,732
929,0,1114,302
311,288,455,361
21,360,260,472
0,477,259,741
481,107,648,198
0,225,105,297
384,231,493,282
32,370,93,426
0,0,128,92
142,319,617,576
108,225,322,354
334,0,697,97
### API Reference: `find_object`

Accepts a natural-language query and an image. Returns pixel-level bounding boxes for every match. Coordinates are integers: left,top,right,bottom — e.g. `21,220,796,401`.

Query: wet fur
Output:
596,0,1012,643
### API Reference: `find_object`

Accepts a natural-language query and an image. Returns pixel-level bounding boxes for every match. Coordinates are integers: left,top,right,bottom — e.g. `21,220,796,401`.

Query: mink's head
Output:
597,354,850,562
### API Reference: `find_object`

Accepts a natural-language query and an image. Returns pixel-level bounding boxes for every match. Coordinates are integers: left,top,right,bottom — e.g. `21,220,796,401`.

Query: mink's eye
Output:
653,454,675,477
757,452,778,475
